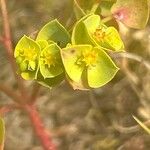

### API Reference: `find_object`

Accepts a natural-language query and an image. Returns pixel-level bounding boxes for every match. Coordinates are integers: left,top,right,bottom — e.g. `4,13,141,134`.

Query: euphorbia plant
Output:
14,14,124,89
0,0,149,150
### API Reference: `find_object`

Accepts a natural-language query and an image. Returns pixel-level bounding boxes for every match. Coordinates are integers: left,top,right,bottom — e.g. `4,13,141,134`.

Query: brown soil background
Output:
0,0,150,150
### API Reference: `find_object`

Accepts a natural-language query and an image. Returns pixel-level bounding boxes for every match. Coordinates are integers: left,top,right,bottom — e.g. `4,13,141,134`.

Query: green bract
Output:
61,45,119,89
36,19,70,48
14,35,40,80
36,43,65,88
14,19,70,88
39,44,63,78
72,14,124,51
36,70,65,89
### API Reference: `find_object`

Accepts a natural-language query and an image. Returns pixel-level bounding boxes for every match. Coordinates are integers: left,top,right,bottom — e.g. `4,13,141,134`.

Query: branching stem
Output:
0,0,27,100
0,0,57,150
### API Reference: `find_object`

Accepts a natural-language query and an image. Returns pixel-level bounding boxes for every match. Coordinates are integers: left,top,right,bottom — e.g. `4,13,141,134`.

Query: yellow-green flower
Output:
61,44,119,89
72,14,124,51
14,35,40,80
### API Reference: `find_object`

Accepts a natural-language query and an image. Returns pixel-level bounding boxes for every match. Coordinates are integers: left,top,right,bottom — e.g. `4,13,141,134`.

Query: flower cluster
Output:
14,14,124,90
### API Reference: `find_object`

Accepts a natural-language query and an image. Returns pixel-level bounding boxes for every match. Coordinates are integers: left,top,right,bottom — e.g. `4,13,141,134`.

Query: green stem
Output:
102,16,113,23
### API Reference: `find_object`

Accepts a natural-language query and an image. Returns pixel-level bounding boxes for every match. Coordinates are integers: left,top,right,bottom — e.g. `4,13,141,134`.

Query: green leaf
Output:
87,47,119,88
39,44,64,79
133,116,150,134
111,0,149,29
72,20,95,46
94,26,124,51
36,71,64,89
83,14,101,33
72,14,98,46
36,19,70,48
0,118,5,150
37,40,49,50
14,35,40,80
83,15,124,51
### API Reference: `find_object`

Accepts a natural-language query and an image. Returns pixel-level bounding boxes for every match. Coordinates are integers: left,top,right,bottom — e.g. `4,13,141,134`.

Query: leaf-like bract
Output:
14,35,40,80
39,44,64,79
87,47,119,88
61,45,119,89
36,20,70,48
72,14,124,51
111,0,149,29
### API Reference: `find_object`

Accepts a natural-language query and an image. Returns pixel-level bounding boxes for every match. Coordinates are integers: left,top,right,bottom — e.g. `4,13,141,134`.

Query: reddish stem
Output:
24,105,57,150
29,83,41,104
0,1,57,150
0,0,27,100
0,104,21,116
0,84,22,103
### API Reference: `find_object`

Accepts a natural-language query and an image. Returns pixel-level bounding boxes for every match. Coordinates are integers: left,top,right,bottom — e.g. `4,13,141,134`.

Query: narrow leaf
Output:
133,116,150,134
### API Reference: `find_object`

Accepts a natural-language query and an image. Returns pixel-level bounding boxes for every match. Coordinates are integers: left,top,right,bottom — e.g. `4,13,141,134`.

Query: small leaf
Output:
72,14,98,46
72,20,95,46
37,40,49,50
14,35,40,80
36,19,70,48
0,118,5,150
36,71,64,89
39,44,64,79
83,15,124,51
133,116,150,134
94,26,124,51
83,14,101,33
111,0,149,29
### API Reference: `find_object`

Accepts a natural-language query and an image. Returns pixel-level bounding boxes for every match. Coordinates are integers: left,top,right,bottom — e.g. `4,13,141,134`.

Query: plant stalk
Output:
0,0,27,99
24,105,57,150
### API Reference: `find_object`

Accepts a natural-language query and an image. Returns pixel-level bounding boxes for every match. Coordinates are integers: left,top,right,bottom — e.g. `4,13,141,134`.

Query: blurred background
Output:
0,0,150,149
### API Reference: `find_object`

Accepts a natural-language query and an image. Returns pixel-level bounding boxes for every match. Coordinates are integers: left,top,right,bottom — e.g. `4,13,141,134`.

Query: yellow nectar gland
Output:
19,48,37,62
82,50,98,67
93,28,106,42
41,51,56,68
